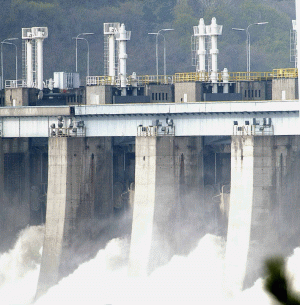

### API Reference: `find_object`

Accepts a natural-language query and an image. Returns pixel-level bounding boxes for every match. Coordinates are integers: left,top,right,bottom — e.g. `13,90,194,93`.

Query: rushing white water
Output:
1,225,300,305
0,226,44,305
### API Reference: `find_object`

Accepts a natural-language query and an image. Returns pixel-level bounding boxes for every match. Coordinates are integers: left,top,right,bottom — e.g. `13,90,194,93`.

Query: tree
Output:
265,257,300,305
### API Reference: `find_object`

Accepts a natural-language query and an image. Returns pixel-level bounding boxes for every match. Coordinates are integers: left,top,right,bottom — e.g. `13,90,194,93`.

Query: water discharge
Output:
0,225,299,305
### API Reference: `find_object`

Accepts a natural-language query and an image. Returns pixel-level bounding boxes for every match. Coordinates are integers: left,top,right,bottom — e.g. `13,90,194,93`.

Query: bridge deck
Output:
0,100,298,137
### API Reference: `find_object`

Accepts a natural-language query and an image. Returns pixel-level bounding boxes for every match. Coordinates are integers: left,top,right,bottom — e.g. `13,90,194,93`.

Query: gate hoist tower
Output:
103,23,131,96
22,27,48,90
104,23,120,80
193,17,223,92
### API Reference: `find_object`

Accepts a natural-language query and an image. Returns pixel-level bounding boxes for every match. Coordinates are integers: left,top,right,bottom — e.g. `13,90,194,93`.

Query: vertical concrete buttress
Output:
129,136,203,276
36,136,113,298
225,135,300,294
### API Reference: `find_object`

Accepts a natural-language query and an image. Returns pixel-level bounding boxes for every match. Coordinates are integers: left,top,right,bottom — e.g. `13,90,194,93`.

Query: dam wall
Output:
128,135,204,276
36,136,113,297
225,135,300,293
0,133,299,297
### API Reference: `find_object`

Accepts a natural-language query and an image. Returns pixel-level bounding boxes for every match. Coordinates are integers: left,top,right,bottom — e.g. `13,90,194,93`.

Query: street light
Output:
73,36,92,78
74,33,94,73
232,22,268,73
148,29,174,80
1,38,18,89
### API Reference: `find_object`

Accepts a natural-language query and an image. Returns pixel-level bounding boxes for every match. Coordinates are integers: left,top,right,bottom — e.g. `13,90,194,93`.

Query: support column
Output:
225,135,282,294
36,136,113,298
128,135,203,276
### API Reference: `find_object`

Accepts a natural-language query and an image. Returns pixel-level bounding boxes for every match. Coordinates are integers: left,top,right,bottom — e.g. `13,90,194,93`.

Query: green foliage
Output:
0,0,295,78
10,0,59,26
173,0,198,53
265,257,300,305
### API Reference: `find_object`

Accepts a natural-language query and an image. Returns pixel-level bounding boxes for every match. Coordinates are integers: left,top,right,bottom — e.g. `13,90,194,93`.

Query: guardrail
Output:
86,68,298,86
229,71,274,81
86,76,118,86
174,72,212,82
5,79,27,88
137,119,175,136
86,75,174,86
273,68,298,78
134,75,174,85
49,126,86,137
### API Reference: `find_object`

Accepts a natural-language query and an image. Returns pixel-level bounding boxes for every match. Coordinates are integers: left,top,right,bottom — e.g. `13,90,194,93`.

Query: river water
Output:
1,225,300,305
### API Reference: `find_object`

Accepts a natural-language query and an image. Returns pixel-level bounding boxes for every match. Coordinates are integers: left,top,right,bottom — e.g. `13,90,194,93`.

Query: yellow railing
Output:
86,68,298,86
174,68,298,82
175,72,211,82
272,68,298,78
134,75,173,85
229,71,274,81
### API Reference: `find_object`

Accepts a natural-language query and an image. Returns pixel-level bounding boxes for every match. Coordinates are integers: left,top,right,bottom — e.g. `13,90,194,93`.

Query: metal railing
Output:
86,76,118,86
2,68,299,90
272,68,298,78
174,71,222,82
134,75,174,85
49,125,86,137
86,74,175,86
86,68,298,86
5,79,27,88
137,121,175,136
233,123,274,136
228,71,274,81
137,125,158,136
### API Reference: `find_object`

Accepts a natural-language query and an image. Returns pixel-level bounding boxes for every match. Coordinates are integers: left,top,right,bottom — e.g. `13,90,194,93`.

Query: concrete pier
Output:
36,136,113,298
225,135,300,294
128,135,203,276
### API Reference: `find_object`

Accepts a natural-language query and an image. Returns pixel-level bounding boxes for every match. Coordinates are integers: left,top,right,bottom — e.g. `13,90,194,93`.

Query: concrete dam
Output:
0,99,300,299
1,11,300,301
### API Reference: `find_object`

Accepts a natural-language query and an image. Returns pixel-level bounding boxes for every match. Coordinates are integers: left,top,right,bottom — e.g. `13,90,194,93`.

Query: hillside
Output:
0,0,296,83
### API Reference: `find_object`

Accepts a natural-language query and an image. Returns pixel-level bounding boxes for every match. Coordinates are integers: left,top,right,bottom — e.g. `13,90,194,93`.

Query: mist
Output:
2,222,300,305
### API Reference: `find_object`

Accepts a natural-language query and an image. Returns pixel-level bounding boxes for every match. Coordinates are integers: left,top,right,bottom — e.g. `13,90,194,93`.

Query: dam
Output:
1,98,300,298
0,11,300,300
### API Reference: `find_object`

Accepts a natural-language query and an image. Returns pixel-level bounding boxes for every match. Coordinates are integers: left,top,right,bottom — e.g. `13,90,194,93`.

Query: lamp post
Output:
1,37,18,89
232,22,268,73
75,33,94,73
161,30,174,78
73,36,92,78
148,29,174,80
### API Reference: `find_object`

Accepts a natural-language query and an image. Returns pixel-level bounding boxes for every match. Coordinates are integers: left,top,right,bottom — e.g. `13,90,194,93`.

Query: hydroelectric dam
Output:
1,98,300,298
1,13,300,300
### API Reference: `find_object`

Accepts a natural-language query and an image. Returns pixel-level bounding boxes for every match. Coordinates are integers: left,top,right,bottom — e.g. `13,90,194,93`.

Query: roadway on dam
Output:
0,100,298,138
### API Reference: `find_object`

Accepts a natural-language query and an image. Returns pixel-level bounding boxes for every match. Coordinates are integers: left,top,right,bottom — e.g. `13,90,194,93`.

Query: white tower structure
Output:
104,23,120,80
115,23,131,96
222,68,229,93
109,32,116,77
22,28,34,88
32,27,48,90
193,18,206,77
207,17,222,93
22,27,48,90
291,20,297,67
